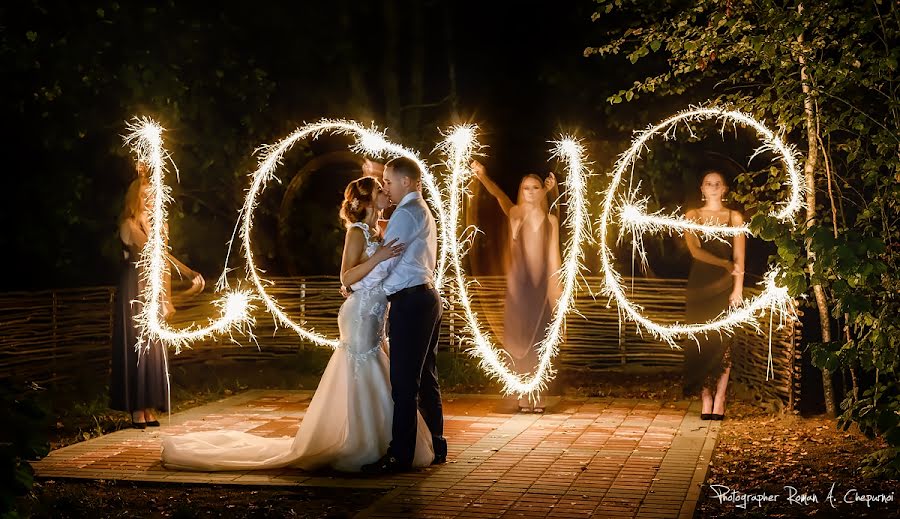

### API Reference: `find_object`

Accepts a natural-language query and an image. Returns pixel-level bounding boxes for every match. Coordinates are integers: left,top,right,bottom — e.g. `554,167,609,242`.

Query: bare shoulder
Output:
547,213,560,226
730,209,745,224
345,225,365,242
685,208,698,220
343,226,368,263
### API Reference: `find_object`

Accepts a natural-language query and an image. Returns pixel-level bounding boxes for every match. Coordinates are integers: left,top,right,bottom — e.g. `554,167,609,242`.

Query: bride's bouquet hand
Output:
372,238,405,263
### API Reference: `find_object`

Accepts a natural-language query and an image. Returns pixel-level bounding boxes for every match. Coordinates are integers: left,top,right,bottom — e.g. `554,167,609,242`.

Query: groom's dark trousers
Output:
387,284,446,466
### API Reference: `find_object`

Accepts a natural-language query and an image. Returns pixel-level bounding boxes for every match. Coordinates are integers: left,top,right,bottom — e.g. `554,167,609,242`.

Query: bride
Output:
160,176,435,472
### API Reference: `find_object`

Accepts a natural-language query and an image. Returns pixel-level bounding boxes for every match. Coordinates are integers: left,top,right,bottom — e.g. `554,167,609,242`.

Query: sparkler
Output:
123,117,254,355
438,127,592,399
126,107,796,389
596,107,804,361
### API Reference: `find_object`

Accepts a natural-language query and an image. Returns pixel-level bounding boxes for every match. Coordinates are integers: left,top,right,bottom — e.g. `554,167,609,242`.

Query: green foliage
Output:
587,0,900,474
0,382,50,518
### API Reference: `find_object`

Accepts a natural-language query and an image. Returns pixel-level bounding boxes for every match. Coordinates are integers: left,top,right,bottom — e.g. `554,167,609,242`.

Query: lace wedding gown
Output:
160,223,434,472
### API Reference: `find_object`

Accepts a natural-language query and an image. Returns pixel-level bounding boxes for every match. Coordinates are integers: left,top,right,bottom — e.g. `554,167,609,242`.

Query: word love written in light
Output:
125,106,801,394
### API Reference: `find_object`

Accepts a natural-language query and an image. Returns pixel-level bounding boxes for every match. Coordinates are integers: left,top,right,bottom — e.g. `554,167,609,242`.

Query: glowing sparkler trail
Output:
439,127,593,399
123,117,255,355
237,119,451,349
618,200,751,240
597,107,805,350
127,107,797,389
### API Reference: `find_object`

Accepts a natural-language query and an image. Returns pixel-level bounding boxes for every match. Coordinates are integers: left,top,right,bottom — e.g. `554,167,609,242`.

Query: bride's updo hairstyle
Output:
340,176,380,228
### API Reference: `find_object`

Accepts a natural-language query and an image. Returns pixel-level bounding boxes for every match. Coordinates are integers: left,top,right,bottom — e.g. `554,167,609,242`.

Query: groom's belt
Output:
387,283,435,302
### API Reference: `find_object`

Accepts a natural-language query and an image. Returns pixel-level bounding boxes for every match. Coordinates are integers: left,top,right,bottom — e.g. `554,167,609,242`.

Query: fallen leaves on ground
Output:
698,401,899,518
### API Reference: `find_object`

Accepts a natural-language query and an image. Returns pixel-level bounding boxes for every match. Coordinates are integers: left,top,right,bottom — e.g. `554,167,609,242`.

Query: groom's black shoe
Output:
361,454,409,474
432,436,448,465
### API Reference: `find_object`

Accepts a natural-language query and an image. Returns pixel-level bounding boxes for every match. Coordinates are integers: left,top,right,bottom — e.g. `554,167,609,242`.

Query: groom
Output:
362,157,448,473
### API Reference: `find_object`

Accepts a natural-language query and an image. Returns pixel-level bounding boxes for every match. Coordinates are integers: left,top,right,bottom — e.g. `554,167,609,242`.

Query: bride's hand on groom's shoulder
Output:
372,238,405,263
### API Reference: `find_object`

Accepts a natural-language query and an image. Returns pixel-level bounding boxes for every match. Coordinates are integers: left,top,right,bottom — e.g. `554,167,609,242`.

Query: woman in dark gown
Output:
111,164,204,428
683,171,745,421
471,160,562,412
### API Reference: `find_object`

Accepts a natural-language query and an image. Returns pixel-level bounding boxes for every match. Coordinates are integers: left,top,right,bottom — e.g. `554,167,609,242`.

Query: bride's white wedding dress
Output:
160,223,434,472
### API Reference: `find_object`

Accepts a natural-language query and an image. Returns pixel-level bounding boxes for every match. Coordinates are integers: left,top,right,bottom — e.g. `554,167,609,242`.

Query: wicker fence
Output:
0,275,801,409
0,287,116,386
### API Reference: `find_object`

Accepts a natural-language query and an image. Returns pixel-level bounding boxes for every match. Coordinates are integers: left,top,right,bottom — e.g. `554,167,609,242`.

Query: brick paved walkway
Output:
33,390,720,518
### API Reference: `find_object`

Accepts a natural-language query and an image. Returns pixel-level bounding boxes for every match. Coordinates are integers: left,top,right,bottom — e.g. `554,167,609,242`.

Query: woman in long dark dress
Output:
471,160,562,412
683,170,745,421
110,164,204,428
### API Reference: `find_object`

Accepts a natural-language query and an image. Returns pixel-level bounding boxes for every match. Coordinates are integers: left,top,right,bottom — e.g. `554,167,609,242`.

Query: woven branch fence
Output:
0,275,801,409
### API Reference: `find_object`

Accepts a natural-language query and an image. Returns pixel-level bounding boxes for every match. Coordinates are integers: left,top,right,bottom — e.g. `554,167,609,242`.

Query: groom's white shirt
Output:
354,190,436,295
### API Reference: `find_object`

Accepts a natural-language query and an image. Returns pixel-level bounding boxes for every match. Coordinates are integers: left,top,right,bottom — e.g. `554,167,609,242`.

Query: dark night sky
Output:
449,1,608,172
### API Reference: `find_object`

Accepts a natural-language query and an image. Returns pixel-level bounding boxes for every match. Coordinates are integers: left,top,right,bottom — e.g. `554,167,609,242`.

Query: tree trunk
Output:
798,29,837,417
818,131,858,407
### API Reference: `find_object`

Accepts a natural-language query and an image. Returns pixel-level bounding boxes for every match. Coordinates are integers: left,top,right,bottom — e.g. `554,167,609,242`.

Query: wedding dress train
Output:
160,223,434,471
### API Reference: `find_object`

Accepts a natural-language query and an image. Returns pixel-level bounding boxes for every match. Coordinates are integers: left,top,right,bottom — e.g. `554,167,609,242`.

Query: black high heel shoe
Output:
711,414,725,421
144,410,160,427
700,413,713,420
131,420,147,429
